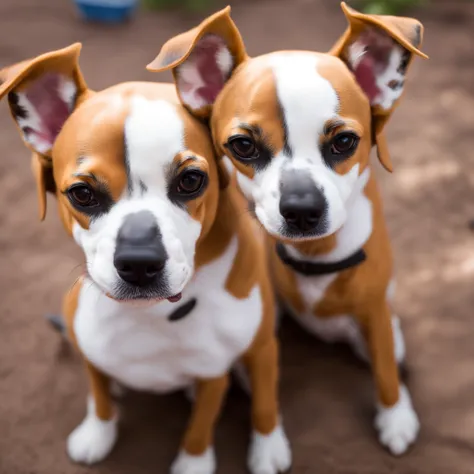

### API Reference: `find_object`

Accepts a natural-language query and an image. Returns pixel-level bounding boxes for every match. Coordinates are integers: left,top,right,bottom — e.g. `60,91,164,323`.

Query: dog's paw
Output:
171,448,216,474
248,424,292,474
67,411,118,465
375,385,419,456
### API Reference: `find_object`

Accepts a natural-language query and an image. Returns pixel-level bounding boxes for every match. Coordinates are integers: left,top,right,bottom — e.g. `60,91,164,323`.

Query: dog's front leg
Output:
243,338,292,474
172,375,229,474
358,300,419,456
67,361,118,465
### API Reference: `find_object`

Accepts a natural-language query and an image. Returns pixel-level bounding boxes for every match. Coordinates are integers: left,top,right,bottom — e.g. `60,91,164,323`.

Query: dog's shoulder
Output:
62,275,86,347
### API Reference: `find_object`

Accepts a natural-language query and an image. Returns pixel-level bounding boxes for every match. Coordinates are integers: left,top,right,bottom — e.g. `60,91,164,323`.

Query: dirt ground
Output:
0,0,474,473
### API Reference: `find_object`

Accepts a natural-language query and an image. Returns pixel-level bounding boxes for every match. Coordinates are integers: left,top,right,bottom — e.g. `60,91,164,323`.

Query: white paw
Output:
248,424,292,474
171,448,216,474
375,385,419,456
67,399,118,465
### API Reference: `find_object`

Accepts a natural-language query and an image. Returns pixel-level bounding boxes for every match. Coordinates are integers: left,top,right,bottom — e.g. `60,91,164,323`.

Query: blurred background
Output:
0,0,473,473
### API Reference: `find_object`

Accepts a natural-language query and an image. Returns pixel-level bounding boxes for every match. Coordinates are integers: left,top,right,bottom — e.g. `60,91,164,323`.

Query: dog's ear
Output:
0,44,89,219
330,2,428,171
147,6,247,119
30,153,56,220
0,43,88,157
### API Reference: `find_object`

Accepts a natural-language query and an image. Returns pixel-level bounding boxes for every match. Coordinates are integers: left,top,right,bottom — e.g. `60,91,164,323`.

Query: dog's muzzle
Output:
114,210,168,287
279,169,328,235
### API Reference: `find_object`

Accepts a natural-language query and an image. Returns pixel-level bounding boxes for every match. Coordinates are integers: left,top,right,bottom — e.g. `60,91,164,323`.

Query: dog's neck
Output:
280,166,373,262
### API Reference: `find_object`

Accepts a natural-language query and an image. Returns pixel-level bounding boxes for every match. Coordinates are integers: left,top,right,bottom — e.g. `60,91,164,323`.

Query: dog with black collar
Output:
148,2,427,456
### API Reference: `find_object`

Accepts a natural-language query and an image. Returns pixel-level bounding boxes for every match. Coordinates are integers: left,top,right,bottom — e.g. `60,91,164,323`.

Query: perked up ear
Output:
147,6,247,118
0,44,88,219
0,43,88,157
331,2,428,172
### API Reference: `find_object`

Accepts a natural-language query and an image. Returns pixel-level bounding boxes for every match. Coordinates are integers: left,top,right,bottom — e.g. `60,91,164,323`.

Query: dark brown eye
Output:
228,136,258,160
68,185,98,207
331,133,359,155
177,170,205,195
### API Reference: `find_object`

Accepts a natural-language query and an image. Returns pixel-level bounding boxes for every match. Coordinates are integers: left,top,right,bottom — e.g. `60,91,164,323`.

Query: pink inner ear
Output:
178,34,232,109
353,56,380,103
24,73,73,150
195,37,226,104
349,28,398,106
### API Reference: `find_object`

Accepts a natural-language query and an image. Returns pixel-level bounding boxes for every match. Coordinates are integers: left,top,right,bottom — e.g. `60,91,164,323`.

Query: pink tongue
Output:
167,293,182,303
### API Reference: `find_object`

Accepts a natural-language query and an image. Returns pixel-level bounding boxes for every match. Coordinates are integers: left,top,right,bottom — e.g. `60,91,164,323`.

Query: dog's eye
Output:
330,133,359,155
68,184,98,208
177,170,205,196
227,136,259,160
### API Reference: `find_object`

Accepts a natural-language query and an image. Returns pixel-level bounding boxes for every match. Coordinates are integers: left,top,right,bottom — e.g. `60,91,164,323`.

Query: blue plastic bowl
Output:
75,0,138,23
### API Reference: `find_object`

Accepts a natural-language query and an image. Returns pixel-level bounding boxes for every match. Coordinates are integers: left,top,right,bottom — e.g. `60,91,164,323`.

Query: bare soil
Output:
0,0,474,472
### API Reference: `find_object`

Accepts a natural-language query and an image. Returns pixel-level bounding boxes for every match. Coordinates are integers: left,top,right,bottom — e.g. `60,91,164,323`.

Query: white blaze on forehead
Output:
125,96,184,191
248,53,363,239
270,54,339,157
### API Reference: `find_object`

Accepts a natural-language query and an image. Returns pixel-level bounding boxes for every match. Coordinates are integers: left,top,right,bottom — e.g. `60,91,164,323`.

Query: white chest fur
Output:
74,236,263,393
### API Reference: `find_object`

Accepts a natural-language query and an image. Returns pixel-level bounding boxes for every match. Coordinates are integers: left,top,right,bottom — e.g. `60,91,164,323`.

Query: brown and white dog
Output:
0,44,292,474
148,2,428,456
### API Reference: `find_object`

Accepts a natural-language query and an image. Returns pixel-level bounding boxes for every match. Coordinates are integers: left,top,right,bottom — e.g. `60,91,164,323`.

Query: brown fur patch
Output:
315,174,393,316
211,61,287,179
182,375,229,454
178,115,220,235
31,153,54,221
54,91,130,230
85,362,114,421
62,275,84,349
316,55,372,174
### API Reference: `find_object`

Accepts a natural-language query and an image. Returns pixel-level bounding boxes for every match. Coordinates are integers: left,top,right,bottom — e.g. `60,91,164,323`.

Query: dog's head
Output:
0,44,220,302
148,3,427,241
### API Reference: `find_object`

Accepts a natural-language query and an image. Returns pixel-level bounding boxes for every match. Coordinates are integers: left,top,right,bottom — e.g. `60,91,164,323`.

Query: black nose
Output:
279,170,327,233
114,211,167,286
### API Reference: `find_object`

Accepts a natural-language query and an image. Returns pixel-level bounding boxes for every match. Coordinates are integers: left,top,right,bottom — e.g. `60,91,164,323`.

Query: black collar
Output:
168,298,197,322
275,242,366,276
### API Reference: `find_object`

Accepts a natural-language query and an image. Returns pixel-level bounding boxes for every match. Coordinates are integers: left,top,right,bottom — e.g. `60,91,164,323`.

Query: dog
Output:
0,44,292,474
147,2,428,456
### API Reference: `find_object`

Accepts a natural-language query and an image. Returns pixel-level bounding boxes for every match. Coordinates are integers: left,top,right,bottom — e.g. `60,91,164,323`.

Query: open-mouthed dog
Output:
0,44,291,474
148,2,427,456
